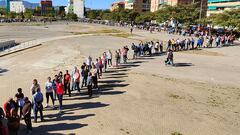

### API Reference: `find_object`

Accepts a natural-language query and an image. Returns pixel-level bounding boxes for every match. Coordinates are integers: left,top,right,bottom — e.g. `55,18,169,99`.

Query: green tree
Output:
86,10,100,19
135,12,154,23
9,11,16,19
24,9,34,19
66,13,77,21
0,7,6,16
154,4,200,25
209,9,240,31
16,12,24,19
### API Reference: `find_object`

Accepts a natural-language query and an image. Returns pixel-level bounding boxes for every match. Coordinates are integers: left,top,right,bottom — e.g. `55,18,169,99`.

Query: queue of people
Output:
0,32,236,134
0,46,130,135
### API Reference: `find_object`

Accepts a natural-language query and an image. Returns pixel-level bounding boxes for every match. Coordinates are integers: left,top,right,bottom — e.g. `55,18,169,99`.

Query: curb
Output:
0,44,42,58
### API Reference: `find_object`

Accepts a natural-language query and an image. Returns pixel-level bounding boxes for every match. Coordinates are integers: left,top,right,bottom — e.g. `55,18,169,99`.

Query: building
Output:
40,0,53,16
54,6,66,16
10,0,25,13
110,1,125,12
150,0,208,18
150,0,165,12
207,0,240,16
65,0,84,18
125,0,151,12
73,0,84,18
65,0,73,14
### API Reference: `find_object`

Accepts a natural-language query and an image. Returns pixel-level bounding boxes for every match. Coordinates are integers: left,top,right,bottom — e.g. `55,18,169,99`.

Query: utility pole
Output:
199,0,203,20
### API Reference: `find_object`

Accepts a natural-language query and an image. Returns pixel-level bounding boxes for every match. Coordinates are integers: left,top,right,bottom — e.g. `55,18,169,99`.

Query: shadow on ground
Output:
34,123,88,135
173,63,194,67
0,68,8,75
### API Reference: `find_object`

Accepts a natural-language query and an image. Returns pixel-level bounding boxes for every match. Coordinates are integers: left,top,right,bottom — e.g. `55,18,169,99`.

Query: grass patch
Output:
73,29,122,35
107,33,132,38
169,94,185,99
171,132,183,135
179,49,224,56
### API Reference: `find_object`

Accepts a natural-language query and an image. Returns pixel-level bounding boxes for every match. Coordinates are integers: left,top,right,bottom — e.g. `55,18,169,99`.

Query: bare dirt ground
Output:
0,22,240,135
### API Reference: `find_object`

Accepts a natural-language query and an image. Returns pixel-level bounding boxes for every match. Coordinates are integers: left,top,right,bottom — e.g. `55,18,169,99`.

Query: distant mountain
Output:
0,0,39,9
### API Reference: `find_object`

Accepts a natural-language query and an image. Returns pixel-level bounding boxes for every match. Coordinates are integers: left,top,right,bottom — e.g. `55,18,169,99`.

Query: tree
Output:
154,4,200,25
135,12,154,23
24,9,34,19
209,9,240,31
86,10,100,19
66,13,77,21
0,7,6,16
9,12,16,19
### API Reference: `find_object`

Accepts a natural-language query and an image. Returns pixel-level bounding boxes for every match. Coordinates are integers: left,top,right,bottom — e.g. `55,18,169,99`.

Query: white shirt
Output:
106,52,112,59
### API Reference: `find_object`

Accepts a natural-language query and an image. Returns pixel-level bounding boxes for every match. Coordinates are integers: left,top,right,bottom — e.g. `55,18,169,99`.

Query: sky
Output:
28,0,117,9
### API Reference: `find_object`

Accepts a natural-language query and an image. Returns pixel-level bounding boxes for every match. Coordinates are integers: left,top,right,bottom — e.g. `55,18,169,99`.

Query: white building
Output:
73,0,84,18
10,1,25,13
65,0,84,18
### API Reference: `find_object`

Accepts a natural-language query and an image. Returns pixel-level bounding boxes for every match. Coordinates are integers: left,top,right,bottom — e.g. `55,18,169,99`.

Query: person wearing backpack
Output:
32,88,44,123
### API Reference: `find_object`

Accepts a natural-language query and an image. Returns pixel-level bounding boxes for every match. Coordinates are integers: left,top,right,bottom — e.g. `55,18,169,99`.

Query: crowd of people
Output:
0,29,237,135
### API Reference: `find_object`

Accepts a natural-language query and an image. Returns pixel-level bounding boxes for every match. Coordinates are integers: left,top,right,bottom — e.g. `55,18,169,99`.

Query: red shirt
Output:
64,74,71,82
56,82,64,95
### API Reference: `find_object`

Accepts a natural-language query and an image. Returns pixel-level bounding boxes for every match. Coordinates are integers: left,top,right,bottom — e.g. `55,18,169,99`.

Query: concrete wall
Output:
0,40,16,50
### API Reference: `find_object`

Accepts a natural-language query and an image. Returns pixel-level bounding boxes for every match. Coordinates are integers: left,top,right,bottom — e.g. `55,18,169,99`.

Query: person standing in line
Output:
115,50,120,67
0,107,8,135
3,98,18,119
45,77,55,108
32,88,44,123
122,46,129,64
15,88,24,119
7,109,20,135
186,38,191,50
81,63,89,88
102,52,108,72
131,43,137,59
159,40,163,53
106,50,112,67
52,75,58,100
30,79,41,95
99,57,103,76
74,69,80,93
56,79,64,113
167,40,171,51
58,71,63,83
91,65,98,90
22,97,32,134
71,67,77,91
64,70,71,97
87,72,93,98
95,59,101,79
154,41,159,54
86,56,92,69
191,38,195,49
